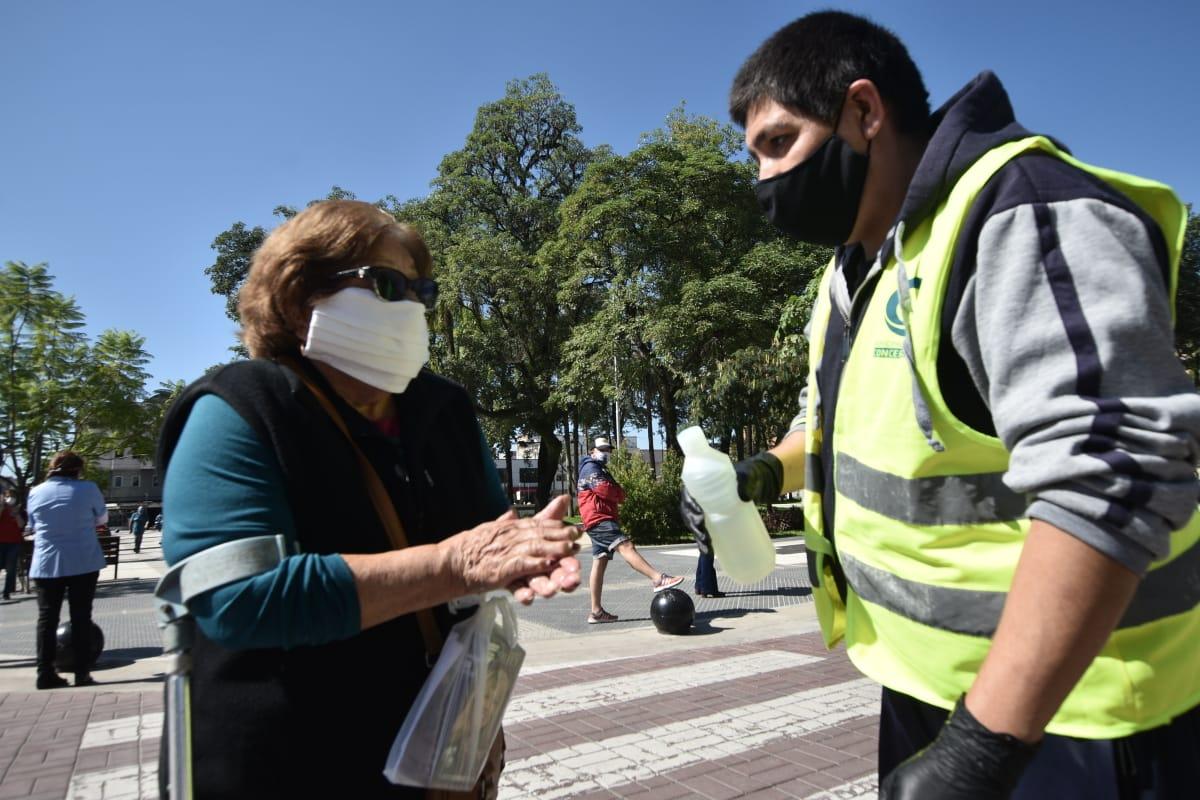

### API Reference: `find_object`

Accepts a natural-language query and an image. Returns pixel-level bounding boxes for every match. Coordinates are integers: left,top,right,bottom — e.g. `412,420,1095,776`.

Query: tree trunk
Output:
441,309,456,357
533,422,562,510
645,379,657,478
657,375,681,452
504,439,515,505
734,423,745,461
569,410,580,515
560,416,573,510
719,431,731,455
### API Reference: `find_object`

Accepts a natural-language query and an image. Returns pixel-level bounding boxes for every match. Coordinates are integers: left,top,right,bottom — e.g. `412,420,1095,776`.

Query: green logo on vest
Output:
884,278,922,336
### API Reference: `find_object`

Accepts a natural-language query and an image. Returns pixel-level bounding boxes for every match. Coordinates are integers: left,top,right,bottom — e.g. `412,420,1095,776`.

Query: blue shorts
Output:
586,522,630,559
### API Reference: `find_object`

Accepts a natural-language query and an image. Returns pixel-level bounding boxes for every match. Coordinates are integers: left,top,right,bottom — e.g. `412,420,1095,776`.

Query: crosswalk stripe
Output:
67,763,157,800
809,773,878,799
80,711,163,749
505,650,819,724
500,677,878,799
661,539,808,566
520,657,614,676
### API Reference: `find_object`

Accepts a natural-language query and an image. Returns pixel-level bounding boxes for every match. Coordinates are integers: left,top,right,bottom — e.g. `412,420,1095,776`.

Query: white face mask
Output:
302,287,430,394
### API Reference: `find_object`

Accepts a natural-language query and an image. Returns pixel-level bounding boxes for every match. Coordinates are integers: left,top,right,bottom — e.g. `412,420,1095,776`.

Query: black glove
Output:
880,697,1040,800
733,451,784,504
679,487,711,554
679,452,784,555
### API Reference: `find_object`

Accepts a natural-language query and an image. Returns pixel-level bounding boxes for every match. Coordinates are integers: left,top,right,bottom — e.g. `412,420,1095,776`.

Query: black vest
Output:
157,358,501,799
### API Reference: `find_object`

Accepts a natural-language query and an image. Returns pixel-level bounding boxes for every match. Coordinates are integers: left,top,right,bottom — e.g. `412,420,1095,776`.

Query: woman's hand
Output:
440,495,582,605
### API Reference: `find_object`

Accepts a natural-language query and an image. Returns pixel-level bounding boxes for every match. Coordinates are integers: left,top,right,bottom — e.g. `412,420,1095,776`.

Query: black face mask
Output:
755,133,869,247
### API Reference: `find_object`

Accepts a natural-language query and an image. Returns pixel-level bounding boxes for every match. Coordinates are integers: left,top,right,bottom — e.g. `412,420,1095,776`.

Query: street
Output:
0,531,879,799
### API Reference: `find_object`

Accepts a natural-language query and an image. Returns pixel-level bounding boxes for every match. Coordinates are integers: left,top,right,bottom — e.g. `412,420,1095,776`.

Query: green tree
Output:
606,449,686,543
416,74,596,507
0,261,154,497
693,239,828,456
1175,209,1200,383
552,109,822,453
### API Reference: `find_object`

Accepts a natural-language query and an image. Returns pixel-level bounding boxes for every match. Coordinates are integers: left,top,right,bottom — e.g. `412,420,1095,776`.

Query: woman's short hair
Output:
238,200,432,358
46,451,85,479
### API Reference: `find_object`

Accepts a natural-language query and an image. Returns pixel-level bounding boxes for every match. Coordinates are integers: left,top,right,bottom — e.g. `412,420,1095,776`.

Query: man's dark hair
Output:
730,11,931,137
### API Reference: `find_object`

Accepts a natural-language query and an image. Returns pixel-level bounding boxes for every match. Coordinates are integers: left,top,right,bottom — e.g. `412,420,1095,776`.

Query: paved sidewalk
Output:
0,534,881,799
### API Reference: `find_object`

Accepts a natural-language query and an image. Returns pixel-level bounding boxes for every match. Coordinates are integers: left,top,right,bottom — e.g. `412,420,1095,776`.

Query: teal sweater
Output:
163,393,508,650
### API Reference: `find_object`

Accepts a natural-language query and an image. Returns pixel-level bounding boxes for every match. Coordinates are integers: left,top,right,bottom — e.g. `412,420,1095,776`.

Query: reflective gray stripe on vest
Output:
836,452,1027,526
1119,538,1200,628
842,537,1200,638
840,551,1006,637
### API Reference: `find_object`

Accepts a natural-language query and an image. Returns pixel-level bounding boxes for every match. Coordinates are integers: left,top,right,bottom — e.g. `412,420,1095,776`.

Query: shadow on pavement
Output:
719,585,812,598
94,579,158,599
0,657,37,669
96,647,163,669
81,676,165,687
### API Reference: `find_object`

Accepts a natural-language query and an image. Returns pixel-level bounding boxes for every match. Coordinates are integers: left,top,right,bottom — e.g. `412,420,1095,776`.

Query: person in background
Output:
129,504,147,553
578,437,683,623
26,451,107,689
0,489,26,601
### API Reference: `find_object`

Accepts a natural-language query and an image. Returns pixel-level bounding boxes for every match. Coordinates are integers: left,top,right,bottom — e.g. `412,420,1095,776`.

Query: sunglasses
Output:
331,266,439,309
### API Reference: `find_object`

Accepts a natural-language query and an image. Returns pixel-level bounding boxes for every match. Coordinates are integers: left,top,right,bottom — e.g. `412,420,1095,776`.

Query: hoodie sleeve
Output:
951,187,1200,574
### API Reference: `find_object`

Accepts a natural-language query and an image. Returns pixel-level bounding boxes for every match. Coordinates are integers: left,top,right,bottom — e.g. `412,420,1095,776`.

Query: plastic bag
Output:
383,591,525,791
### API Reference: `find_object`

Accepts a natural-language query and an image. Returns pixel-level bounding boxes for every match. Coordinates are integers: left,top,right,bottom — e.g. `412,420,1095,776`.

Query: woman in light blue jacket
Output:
26,451,107,689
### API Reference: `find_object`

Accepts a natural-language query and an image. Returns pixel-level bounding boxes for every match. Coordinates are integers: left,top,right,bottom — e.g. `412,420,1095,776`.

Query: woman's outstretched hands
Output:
444,495,582,605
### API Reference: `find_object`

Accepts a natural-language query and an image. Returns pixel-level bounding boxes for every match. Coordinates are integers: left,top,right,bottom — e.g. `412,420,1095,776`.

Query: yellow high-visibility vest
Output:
802,136,1200,738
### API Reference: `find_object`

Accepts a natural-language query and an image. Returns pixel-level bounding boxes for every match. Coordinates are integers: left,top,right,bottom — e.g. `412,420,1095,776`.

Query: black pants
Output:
879,686,1200,799
695,550,718,594
34,571,99,677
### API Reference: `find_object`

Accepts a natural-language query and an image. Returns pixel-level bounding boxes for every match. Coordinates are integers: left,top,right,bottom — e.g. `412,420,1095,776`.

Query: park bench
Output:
16,532,122,592
98,533,120,580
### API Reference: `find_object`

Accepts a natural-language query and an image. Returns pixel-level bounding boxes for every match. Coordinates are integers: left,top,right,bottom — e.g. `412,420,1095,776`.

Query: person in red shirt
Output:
0,489,27,600
577,437,683,623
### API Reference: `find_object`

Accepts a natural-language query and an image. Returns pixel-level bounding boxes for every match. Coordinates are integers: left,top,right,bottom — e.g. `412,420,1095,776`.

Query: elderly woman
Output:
25,451,107,689
158,200,581,799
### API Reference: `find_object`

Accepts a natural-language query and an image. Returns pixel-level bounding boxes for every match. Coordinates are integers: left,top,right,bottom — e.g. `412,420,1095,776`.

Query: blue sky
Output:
4,0,1198,391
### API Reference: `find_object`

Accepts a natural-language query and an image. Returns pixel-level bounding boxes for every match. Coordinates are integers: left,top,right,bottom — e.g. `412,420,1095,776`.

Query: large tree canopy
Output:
552,109,828,453
414,74,597,506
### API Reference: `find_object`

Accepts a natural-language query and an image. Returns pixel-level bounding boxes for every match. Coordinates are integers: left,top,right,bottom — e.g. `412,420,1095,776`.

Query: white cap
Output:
593,437,612,450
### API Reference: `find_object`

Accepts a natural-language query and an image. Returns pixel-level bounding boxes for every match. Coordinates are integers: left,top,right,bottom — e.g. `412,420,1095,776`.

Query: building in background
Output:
492,434,666,506
97,452,162,527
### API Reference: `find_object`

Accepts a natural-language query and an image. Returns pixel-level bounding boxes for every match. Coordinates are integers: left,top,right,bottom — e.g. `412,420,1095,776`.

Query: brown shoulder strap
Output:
280,357,442,657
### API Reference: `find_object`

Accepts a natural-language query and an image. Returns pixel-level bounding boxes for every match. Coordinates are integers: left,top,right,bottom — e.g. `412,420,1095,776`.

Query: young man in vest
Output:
682,11,1200,798
579,437,683,623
